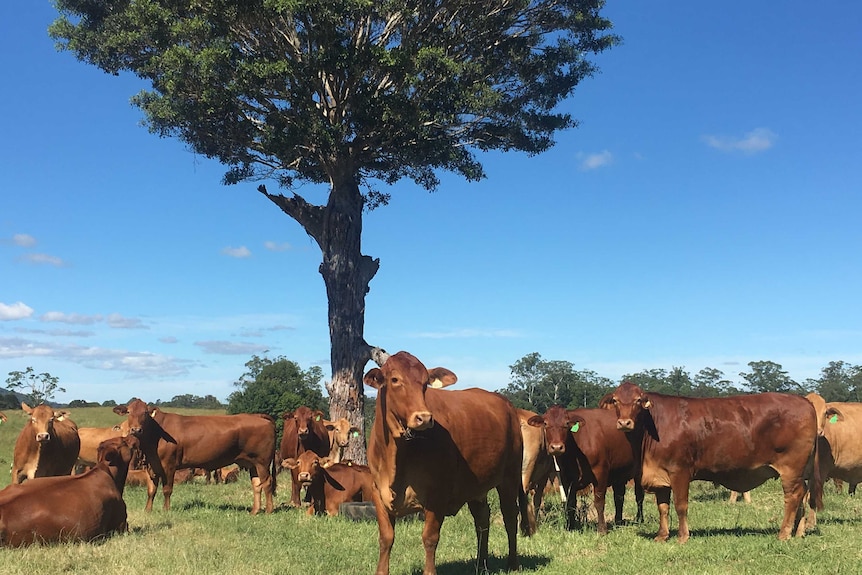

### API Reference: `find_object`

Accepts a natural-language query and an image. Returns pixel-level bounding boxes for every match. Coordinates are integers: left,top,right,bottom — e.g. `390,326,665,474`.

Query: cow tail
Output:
270,445,278,498
810,437,824,511
517,483,532,537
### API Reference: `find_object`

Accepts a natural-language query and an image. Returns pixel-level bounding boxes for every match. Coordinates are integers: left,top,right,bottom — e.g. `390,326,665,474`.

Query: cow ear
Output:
598,393,615,409
150,409,158,418
566,413,587,433
320,456,335,468
428,367,457,388
642,395,652,409
55,410,70,421
281,458,299,470
526,415,545,428
21,402,33,414
364,368,385,389
281,411,293,420
323,420,336,431
113,405,128,416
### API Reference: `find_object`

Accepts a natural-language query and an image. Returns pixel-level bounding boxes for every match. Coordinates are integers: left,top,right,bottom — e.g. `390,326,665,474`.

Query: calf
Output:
281,452,375,516
0,435,138,546
601,381,822,542
364,351,525,575
114,399,277,514
280,406,331,506
324,417,361,464
11,403,80,484
528,405,643,533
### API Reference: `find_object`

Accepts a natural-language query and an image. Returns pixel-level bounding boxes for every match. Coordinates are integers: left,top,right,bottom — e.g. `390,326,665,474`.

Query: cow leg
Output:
372,490,395,575
611,481,626,525
250,475,262,515
670,477,691,543
290,467,302,507
593,481,609,534
421,509,444,575
634,480,645,523
654,487,672,542
467,499,491,575
144,472,158,512
497,478,521,571
778,475,806,540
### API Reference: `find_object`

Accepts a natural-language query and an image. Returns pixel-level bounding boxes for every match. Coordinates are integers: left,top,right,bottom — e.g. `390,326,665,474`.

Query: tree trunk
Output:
259,175,379,464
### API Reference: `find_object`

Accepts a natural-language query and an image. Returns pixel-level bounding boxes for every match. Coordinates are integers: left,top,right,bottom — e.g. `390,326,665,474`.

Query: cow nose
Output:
130,427,143,436
548,442,565,455
35,432,50,442
617,419,634,431
410,411,433,430
298,472,311,483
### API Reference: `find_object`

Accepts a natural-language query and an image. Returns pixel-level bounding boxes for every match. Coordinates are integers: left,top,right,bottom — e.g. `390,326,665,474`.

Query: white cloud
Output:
578,150,614,171
194,340,269,355
222,246,252,258
12,234,36,247
0,301,34,321
22,253,65,266
41,311,103,325
264,241,292,252
702,127,777,154
105,313,149,330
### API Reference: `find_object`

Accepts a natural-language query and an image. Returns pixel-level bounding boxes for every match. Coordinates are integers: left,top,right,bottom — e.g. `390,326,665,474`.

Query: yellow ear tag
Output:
570,422,580,433
830,414,839,424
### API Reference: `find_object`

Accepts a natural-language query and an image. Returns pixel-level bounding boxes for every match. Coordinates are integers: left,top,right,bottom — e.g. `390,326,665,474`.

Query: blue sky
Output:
2,2,861,404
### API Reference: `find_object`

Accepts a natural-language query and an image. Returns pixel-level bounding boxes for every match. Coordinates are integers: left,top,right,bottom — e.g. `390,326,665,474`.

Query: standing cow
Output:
527,405,643,534
11,403,80,484
324,417,361,464
516,408,553,535
75,421,130,473
280,406,331,506
114,399,277,514
364,351,526,575
0,435,138,546
601,381,822,542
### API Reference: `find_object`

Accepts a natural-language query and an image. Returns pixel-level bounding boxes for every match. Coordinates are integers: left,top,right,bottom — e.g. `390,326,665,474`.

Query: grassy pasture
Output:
1,406,861,574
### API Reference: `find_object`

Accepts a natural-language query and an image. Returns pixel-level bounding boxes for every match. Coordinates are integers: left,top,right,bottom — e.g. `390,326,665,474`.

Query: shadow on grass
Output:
428,553,551,575
630,524,823,540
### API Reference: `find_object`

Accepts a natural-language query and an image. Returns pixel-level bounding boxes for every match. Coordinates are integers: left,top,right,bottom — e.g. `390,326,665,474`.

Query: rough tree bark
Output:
259,175,380,463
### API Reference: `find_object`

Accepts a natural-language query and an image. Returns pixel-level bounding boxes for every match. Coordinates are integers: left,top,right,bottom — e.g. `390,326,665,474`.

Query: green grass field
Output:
1,406,861,574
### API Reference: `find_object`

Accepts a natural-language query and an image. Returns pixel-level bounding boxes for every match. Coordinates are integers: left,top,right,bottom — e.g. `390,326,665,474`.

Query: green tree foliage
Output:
227,354,326,432
691,367,741,397
811,361,862,402
5,367,65,405
161,394,225,409
739,360,801,394
499,352,615,413
49,1,619,462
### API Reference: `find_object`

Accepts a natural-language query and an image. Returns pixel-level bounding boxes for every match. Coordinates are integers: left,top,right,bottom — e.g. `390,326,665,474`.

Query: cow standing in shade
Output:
114,399,277,514
0,435,138,546
364,351,526,575
11,403,80,484
280,406,331,506
528,405,643,533
601,381,822,542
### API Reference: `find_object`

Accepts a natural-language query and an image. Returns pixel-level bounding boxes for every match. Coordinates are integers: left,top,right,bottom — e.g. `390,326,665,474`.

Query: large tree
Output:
49,0,618,461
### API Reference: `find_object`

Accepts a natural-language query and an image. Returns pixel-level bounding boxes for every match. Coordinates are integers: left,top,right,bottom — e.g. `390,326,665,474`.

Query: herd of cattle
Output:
1,350,861,575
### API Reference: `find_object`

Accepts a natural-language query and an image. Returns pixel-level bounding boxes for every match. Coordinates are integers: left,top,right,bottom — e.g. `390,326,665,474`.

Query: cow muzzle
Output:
298,473,312,484
35,432,50,443
616,419,635,432
130,427,143,436
408,411,433,431
547,442,566,455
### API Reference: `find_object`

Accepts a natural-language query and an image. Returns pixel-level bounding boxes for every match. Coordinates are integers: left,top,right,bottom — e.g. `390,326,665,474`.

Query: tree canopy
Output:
5,367,65,405
49,0,619,462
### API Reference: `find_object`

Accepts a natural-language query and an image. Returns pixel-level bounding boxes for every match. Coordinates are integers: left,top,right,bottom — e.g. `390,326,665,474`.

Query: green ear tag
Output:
352,431,360,438
315,415,320,421
570,422,580,433
829,414,839,424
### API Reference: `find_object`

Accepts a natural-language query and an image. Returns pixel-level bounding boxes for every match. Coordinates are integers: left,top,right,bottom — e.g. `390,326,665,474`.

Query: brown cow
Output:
516,408,553,535
601,381,822,542
280,406,331,507
281,452,375,516
528,405,644,534
0,435,138,546
75,421,130,472
364,351,525,575
11,403,81,484
805,393,862,525
113,399,277,514
324,417,361,464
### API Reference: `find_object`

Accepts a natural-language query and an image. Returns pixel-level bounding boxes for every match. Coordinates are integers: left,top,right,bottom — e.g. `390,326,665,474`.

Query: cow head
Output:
97,435,140,468
21,402,68,443
363,351,457,439
325,417,361,448
113,398,154,437
284,406,325,439
527,405,586,456
282,451,335,485
600,381,651,432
